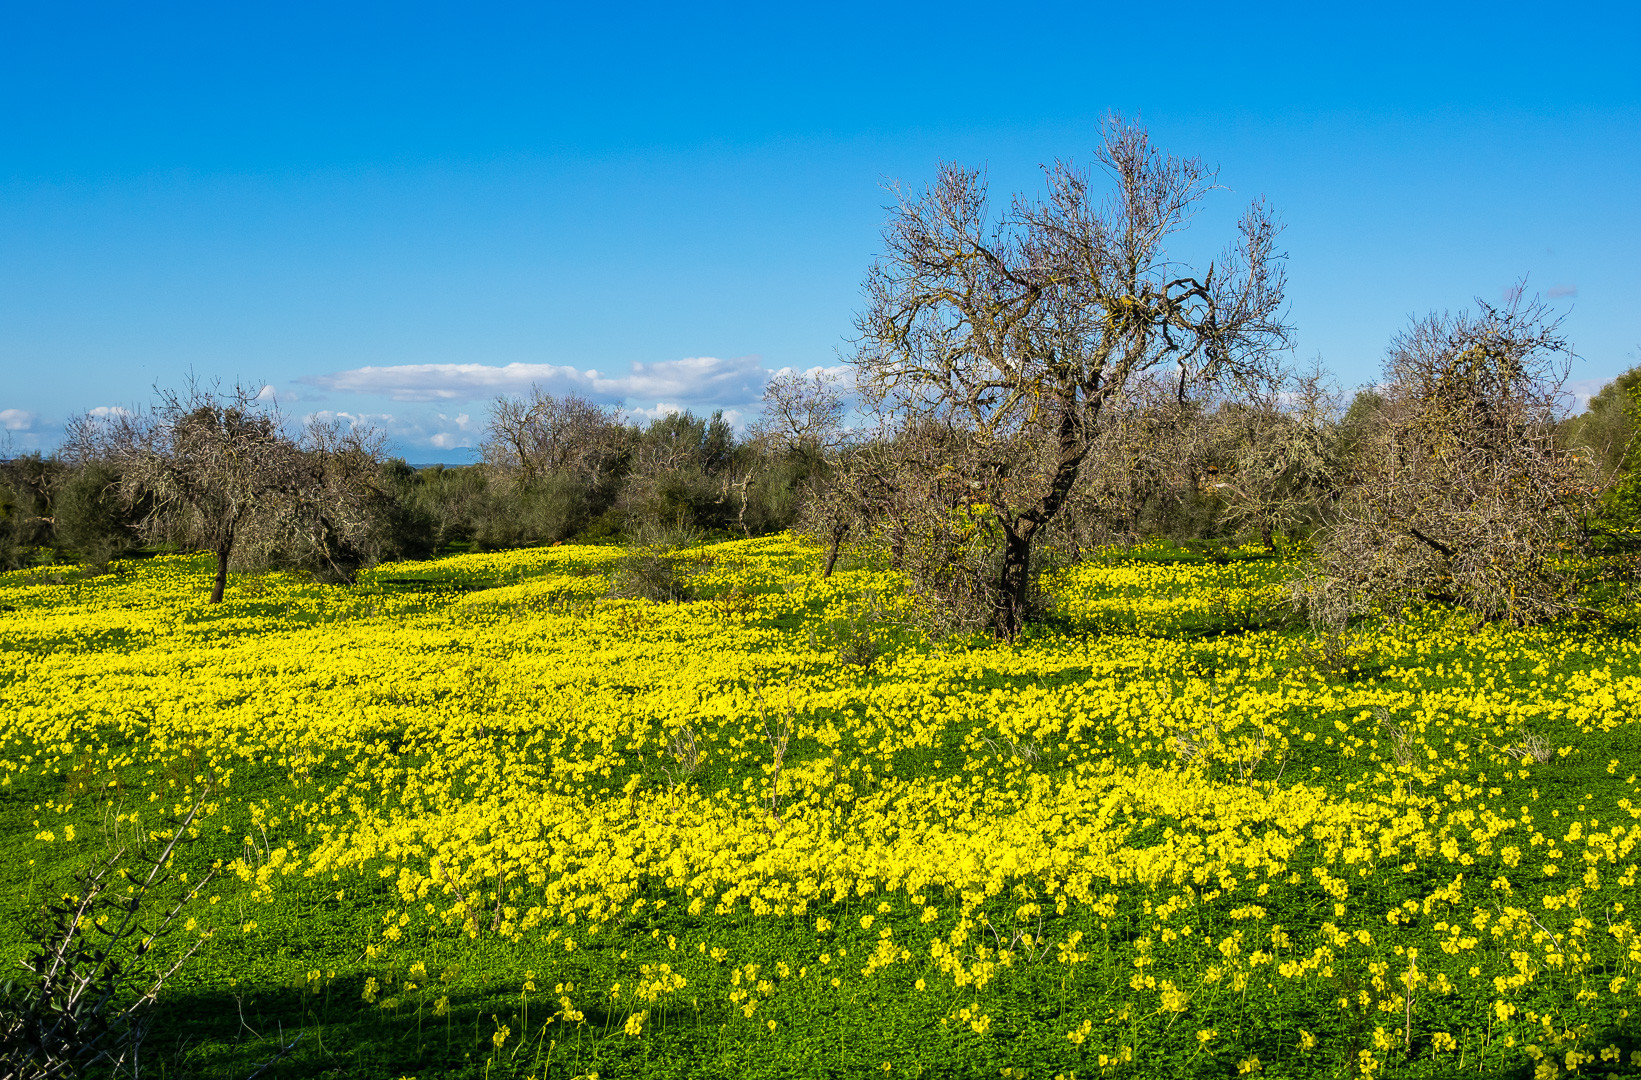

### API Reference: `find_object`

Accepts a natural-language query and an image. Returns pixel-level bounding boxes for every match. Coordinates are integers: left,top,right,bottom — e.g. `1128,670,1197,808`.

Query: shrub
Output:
52,462,140,572
607,528,701,603
1306,297,1591,626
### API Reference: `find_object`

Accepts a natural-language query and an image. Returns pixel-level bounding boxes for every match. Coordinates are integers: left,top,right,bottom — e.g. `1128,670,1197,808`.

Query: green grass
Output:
3,540,1641,1078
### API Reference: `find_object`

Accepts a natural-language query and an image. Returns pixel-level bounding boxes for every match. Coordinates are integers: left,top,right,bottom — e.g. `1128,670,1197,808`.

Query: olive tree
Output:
852,118,1291,637
1562,359,1641,543
0,453,59,569
481,388,629,489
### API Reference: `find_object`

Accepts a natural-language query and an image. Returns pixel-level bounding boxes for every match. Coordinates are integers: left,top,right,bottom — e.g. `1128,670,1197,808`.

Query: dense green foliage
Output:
1565,365,1641,544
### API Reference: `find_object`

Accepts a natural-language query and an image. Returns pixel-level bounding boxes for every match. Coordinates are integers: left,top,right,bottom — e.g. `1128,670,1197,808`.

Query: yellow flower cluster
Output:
4,535,1640,1073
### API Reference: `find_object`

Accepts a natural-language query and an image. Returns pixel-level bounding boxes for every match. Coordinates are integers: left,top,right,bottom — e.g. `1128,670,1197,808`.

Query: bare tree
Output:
481,388,629,488
751,369,853,545
253,417,391,584
1302,295,1593,626
749,369,850,456
66,380,299,603
796,441,881,577
852,117,1290,637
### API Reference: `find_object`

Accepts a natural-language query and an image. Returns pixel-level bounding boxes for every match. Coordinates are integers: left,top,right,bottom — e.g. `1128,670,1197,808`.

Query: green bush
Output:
0,454,59,569
1566,363,1641,545
52,461,139,572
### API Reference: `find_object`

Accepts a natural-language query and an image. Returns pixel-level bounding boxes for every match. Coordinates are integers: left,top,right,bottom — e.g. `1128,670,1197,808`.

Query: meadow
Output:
2,535,1640,1079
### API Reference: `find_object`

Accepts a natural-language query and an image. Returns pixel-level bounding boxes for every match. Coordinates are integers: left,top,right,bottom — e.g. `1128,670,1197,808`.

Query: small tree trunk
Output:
992,527,1033,641
821,523,848,578
1261,523,1275,552
736,473,754,538
210,546,230,604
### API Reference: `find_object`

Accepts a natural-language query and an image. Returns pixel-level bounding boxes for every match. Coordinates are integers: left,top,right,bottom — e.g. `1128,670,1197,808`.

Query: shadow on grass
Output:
143,978,848,1080
147,981,607,1080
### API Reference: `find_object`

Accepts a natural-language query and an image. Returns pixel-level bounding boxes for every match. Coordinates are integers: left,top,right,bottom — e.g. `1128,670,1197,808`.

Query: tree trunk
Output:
992,527,1033,641
986,400,1090,641
736,473,753,538
210,546,230,604
821,523,848,578
1261,523,1275,551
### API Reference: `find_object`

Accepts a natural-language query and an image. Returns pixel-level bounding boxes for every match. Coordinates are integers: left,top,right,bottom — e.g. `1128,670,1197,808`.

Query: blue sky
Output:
2,2,1637,460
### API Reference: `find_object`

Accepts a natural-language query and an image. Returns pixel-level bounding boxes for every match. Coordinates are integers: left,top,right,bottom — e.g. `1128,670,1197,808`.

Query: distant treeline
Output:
2,364,1637,597
0,399,818,576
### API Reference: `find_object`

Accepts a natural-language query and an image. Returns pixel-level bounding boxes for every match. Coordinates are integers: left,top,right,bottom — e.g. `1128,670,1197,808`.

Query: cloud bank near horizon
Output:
4,357,852,458
303,355,770,406
291,356,851,454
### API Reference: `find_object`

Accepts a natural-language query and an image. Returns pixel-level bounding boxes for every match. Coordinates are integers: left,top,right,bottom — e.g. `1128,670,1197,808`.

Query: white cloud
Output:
1564,376,1611,414
609,401,757,431
626,401,686,422
427,412,479,449
768,363,853,382
302,409,397,429
302,408,480,452
304,355,769,405
0,409,38,431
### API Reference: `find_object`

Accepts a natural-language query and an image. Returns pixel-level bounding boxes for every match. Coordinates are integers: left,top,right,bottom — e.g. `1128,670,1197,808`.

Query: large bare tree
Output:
853,118,1290,637
67,381,300,603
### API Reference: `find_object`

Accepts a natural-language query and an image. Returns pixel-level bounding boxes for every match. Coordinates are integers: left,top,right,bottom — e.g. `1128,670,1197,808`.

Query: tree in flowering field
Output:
67,378,389,601
67,380,296,603
850,116,1291,638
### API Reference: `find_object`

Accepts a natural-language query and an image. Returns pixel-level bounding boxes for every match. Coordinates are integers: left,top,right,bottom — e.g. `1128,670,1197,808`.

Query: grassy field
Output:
3,535,1640,1079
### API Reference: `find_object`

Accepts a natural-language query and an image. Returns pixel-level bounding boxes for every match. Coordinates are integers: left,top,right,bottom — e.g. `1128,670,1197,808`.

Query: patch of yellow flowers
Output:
4,534,1641,1074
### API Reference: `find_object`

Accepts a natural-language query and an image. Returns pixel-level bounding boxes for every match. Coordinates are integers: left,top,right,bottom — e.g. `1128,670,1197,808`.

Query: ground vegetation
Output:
3,537,1640,1078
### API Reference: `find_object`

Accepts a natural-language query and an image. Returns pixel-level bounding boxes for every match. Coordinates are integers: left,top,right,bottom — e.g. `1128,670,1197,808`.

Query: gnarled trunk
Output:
209,546,230,604
822,522,848,577
992,527,1034,641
